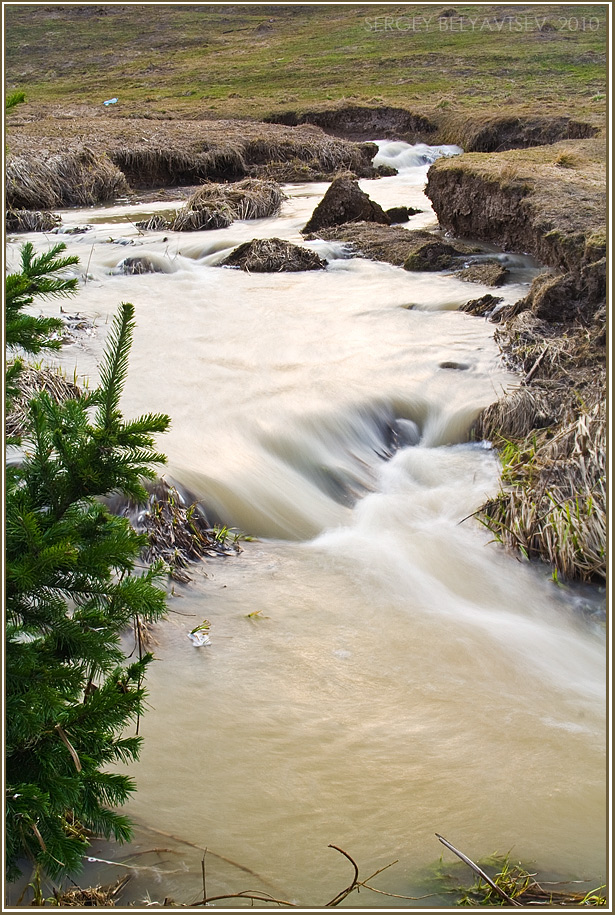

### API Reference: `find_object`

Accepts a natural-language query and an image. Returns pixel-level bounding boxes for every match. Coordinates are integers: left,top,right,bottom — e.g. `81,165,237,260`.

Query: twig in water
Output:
435,833,523,906
325,845,360,906
188,890,297,907
134,822,278,888
84,244,95,285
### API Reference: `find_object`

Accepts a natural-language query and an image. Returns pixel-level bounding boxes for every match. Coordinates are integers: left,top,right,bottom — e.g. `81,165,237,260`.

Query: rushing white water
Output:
6,143,606,907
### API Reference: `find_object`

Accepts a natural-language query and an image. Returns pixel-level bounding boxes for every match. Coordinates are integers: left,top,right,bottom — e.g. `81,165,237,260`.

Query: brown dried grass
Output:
6,208,61,233
477,384,605,582
52,875,130,907
221,237,326,272
171,178,284,231
6,147,129,210
6,363,81,437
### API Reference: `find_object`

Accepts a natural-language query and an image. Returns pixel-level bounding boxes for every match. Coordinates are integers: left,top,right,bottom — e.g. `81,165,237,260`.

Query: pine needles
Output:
5,281,171,879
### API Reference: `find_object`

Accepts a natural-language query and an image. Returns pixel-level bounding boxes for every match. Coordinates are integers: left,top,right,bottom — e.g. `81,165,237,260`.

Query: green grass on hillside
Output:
4,4,608,122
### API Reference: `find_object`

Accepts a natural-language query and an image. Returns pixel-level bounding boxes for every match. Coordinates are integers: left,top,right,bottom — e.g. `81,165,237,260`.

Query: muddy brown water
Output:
5,142,607,908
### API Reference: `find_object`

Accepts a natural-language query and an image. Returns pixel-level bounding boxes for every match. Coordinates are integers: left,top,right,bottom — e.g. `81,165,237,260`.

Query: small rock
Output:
117,256,162,275
460,294,504,316
456,262,509,286
385,205,422,224
220,237,327,272
403,240,460,272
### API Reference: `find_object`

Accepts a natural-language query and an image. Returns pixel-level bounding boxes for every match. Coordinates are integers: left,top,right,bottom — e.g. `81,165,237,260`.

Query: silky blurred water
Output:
6,142,606,908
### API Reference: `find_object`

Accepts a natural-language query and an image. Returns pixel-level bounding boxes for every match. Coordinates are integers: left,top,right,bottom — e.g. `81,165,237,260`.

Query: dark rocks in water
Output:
460,293,504,316
302,175,390,234
439,361,470,370
456,262,509,286
403,239,463,272
53,224,92,235
308,222,476,269
385,205,422,224
135,214,170,231
391,418,421,447
6,209,61,233
375,164,399,177
220,237,327,272
117,256,164,275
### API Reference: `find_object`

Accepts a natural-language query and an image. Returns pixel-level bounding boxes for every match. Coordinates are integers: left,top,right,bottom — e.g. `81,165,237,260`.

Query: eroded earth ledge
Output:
425,138,606,582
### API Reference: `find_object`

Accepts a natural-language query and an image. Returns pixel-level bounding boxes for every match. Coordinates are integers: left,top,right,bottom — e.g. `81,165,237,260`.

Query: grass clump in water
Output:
171,178,285,231
474,386,605,583
428,841,607,907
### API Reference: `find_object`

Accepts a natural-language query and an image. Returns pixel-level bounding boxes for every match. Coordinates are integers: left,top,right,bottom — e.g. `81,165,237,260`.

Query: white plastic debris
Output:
188,630,211,647
103,97,118,106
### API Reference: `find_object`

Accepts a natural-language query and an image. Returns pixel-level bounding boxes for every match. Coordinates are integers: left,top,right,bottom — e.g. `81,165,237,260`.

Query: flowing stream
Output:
6,142,607,907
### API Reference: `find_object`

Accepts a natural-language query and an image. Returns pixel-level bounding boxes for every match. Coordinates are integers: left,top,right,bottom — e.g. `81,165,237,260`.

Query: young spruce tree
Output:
5,244,171,880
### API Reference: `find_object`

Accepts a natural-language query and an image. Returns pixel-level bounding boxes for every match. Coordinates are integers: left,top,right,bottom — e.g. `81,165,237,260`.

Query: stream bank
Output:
425,139,606,581
5,104,607,582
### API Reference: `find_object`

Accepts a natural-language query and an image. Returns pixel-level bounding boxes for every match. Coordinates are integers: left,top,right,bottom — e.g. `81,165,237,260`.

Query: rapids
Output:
5,141,607,907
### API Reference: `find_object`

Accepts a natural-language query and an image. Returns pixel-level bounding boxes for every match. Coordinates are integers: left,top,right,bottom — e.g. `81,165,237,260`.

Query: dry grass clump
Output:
51,876,130,907
250,159,331,182
6,208,61,233
6,147,129,210
221,237,327,272
479,392,606,581
111,144,248,187
243,134,374,174
494,310,605,380
171,178,284,231
473,386,558,441
6,363,81,438
171,205,233,232
135,214,170,231
133,480,241,582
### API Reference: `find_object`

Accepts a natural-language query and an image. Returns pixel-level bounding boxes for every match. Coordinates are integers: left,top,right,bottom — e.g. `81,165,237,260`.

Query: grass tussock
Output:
6,209,61,233
221,237,326,272
50,876,130,907
111,143,248,187
250,159,331,183
6,362,81,438
6,147,129,210
441,853,607,906
477,390,605,582
133,480,241,582
171,178,284,231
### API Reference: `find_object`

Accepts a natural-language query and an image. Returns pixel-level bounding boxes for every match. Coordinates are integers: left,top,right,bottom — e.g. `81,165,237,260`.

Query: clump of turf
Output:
221,237,326,272
171,178,285,231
